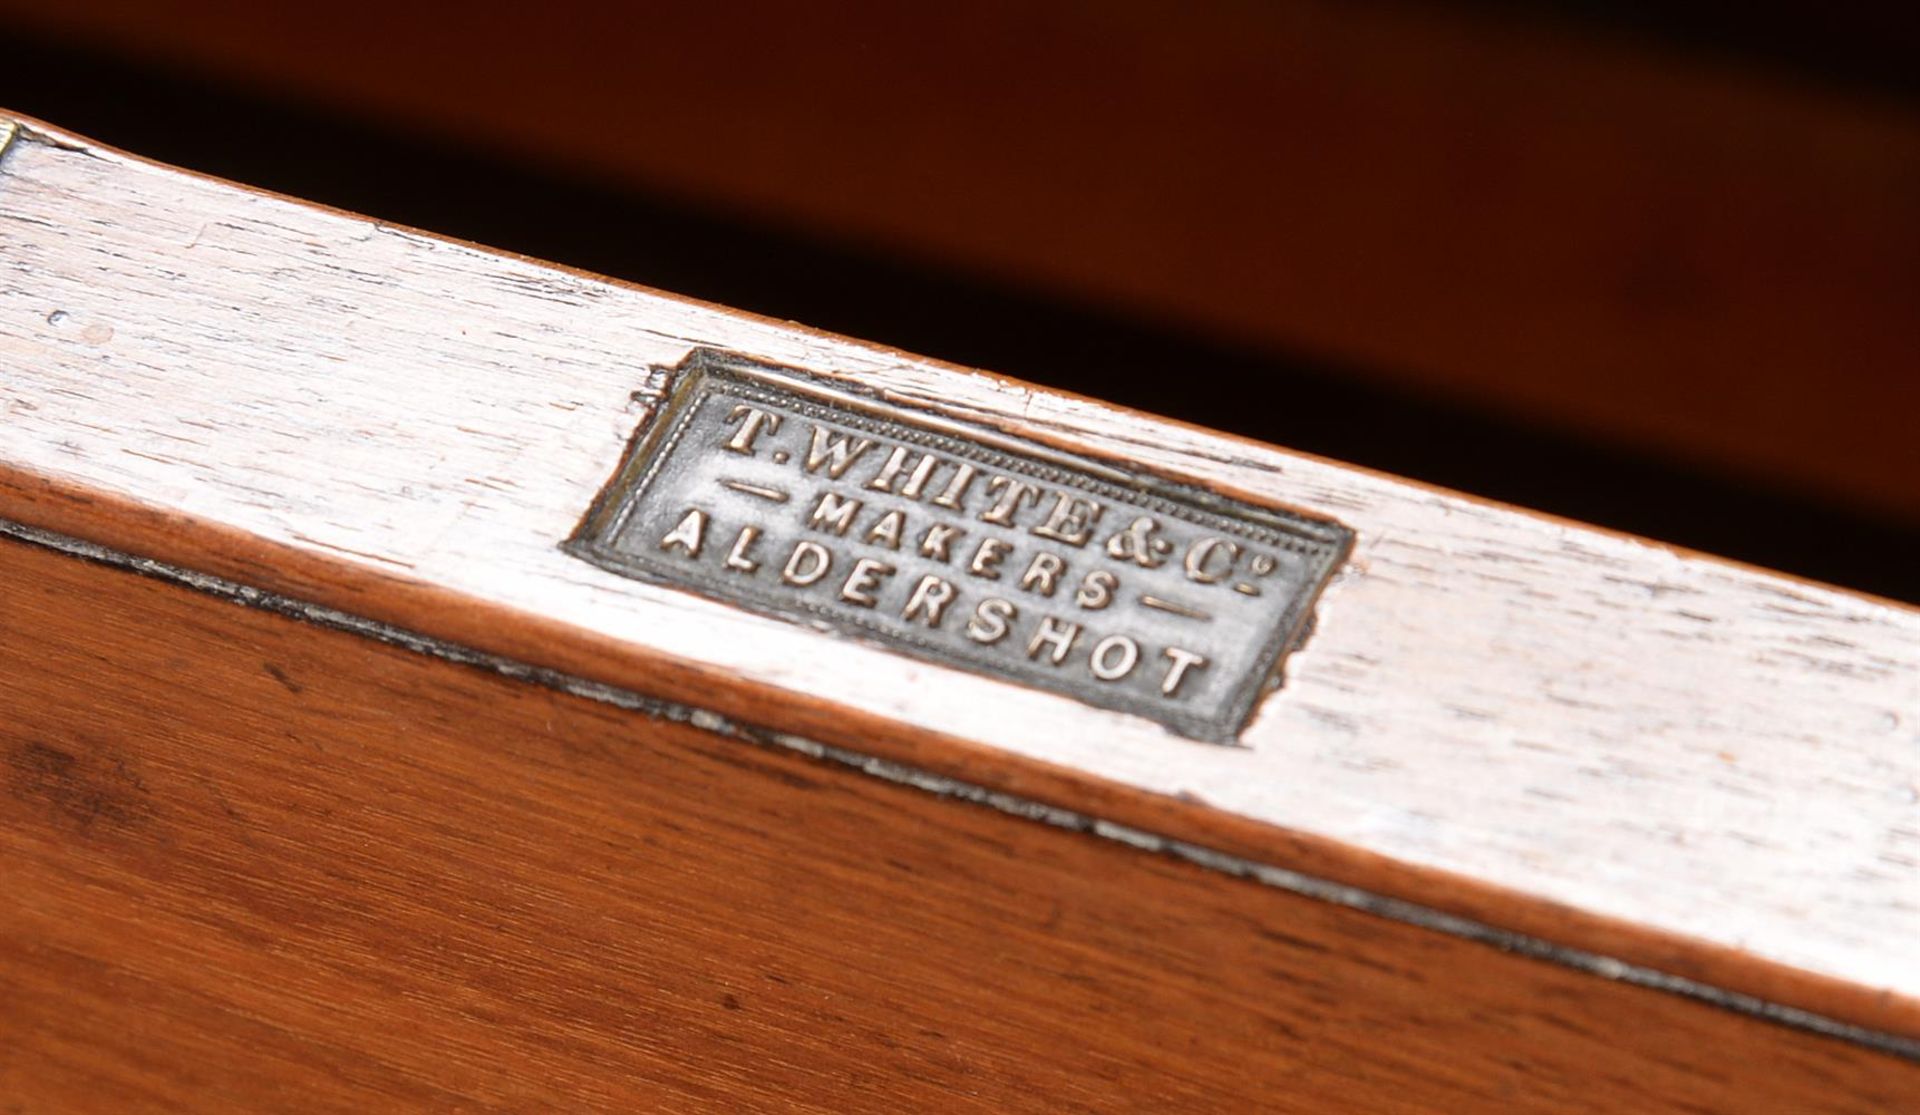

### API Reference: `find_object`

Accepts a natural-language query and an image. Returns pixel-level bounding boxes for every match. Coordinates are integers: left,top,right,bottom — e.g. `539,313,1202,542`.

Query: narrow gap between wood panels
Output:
1,513,1915,1065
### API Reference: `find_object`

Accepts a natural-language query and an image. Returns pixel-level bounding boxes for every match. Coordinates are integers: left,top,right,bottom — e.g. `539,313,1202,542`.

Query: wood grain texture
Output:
5,534,1919,1112
0,114,1917,1050
5,0,1918,518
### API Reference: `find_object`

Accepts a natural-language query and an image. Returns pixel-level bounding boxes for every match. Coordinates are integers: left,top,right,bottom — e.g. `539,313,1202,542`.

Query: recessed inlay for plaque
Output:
568,350,1353,742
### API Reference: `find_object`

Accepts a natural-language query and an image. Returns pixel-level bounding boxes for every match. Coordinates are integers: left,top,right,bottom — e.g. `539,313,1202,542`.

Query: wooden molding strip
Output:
2,111,1917,1067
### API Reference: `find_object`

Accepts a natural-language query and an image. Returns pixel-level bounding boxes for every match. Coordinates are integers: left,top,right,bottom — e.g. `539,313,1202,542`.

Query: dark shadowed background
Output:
5,0,1916,599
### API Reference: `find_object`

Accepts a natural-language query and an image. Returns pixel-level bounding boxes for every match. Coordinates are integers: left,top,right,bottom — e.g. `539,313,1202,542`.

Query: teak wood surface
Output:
3,524,1913,1112
2,114,1918,1110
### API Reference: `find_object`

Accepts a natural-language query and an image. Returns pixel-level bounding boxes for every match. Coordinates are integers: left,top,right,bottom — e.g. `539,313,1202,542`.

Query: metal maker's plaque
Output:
569,350,1353,742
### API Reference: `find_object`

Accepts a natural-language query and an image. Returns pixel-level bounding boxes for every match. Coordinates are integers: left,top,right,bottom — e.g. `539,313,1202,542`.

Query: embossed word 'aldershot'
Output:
568,350,1353,742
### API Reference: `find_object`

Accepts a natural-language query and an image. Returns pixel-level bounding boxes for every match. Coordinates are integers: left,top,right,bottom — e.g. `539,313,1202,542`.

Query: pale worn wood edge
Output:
2,110,1917,1048
5,105,1908,615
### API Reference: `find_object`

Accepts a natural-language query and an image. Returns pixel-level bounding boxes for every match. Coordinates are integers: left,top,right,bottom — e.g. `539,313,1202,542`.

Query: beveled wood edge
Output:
3,109,1916,1049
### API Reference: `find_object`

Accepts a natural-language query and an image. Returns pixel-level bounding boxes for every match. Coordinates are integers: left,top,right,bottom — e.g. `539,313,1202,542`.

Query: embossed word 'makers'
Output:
568,349,1353,742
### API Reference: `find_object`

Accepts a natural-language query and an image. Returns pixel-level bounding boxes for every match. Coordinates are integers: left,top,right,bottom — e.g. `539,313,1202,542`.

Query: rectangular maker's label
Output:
568,350,1352,742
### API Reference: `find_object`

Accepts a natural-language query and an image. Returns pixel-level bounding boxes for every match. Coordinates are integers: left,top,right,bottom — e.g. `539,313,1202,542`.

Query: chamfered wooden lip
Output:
2,111,1918,1053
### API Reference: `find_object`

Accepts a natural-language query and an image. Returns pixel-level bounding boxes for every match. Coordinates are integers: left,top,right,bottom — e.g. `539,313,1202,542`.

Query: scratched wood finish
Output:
8,0,1919,517
0,114,1917,1052
3,537,1917,1112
